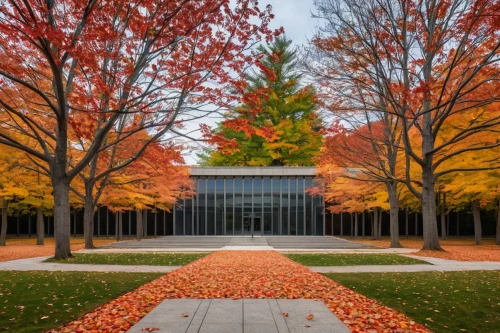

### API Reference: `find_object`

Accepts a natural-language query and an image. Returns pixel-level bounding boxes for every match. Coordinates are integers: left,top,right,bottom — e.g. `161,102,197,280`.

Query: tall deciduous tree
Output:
202,36,323,166
313,119,404,248
0,0,278,258
310,0,500,250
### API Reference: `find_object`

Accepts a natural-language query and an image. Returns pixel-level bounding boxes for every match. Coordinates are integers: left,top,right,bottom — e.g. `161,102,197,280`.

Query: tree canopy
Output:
202,36,323,166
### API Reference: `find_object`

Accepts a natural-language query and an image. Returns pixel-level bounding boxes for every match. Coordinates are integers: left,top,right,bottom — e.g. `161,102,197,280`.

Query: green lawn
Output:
45,252,208,266
286,253,428,266
326,271,500,333
0,271,163,333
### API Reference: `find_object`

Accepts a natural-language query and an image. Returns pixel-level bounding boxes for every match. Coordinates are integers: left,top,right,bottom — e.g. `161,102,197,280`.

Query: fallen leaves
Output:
343,237,500,262
51,251,429,333
306,314,314,320
0,238,121,262
141,328,159,332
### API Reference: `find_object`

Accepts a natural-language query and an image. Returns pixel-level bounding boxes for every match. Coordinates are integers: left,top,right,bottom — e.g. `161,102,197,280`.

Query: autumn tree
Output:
99,141,192,241
0,0,278,258
437,123,500,245
310,0,500,250
202,36,323,166
314,165,391,239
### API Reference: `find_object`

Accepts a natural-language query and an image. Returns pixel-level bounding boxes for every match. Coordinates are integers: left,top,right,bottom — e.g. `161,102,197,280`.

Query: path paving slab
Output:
128,299,350,333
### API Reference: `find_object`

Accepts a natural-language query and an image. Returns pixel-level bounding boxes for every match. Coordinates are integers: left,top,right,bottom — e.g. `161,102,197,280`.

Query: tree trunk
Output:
51,175,72,259
143,209,147,237
136,209,143,241
440,193,447,240
0,201,7,246
387,183,402,248
496,201,500,245
354,212,358,239
83,182,96,249
420,164,442,250
118,211,123,240
472,200,482,245
372,208,379,240
115,213,119,241
36,208,44,245
378,209,382,239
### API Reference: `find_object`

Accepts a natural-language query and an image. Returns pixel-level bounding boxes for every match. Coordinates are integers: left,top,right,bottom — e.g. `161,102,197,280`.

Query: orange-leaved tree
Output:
309,0,500,250
99,141,192,241
0,0,279,258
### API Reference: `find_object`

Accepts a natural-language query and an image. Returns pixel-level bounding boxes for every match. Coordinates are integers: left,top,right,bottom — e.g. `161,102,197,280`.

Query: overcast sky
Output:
182,0,321,164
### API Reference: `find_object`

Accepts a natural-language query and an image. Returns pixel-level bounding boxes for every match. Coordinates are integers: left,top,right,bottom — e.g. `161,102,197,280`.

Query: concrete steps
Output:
102,236,374,250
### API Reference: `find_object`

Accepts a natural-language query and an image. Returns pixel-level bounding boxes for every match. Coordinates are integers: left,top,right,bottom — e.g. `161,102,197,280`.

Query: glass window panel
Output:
206,178,215,235
197,178,206,235
185,199,193,235
263,177,272,234
234,178,243,234
297,177,304,235
216,179,224,235
289,177,296,235
305,177,313,235
253,178,262,234
315,195,324,235
243,178,253,234
175,202,183,235
281,177,288,235
225,178,234,235
272,177,280,235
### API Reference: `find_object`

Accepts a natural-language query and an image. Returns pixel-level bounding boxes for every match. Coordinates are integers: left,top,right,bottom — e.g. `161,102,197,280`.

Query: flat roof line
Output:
189,166,316,177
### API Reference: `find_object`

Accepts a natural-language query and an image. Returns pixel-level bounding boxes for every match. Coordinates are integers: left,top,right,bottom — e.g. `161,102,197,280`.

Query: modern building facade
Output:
173,167,325,236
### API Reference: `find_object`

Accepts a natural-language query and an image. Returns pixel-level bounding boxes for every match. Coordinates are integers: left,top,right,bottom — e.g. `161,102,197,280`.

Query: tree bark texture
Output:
36,208,44,245
51,175,72,259
420,162,442,250
136,209,143,241
387,183,402,248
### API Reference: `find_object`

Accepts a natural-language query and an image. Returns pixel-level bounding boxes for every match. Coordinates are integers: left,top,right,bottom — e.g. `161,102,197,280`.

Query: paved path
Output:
128,299,350,333
310,255,500,273
0,256,180,273
1,251,499,273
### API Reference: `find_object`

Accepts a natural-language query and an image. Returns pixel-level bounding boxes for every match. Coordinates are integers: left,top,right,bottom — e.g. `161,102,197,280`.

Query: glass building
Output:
173,167,325,236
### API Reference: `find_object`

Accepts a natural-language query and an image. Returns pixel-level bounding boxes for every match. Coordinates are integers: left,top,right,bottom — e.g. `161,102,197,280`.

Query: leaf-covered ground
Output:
328,271,500,333
45,253,208,266
342,237,500,262
53,251,428,333
0,238,122,262
0,271,163,333
286,253,429,266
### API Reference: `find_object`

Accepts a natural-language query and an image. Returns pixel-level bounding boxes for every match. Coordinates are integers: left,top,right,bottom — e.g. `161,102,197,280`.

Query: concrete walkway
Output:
0,256,180,273
1,252,499,273
310,255,500,273
128,299,350,333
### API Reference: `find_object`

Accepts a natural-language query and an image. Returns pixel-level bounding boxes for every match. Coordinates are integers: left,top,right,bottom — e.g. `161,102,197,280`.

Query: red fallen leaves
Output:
348,237,500,262
51,251,428,333
141,329,159,332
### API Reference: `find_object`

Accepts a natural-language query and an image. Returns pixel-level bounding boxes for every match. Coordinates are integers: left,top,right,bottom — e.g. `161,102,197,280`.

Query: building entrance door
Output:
243,216,262,236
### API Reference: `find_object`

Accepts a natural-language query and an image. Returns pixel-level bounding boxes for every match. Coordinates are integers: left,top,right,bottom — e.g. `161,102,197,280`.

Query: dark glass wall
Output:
174,175,324,236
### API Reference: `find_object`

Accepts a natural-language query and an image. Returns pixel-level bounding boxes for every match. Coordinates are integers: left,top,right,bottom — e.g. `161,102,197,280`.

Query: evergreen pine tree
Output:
202,36,322,166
